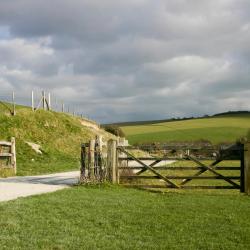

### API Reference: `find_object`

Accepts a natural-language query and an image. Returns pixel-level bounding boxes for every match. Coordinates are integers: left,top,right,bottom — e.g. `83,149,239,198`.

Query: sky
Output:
0,0,249,123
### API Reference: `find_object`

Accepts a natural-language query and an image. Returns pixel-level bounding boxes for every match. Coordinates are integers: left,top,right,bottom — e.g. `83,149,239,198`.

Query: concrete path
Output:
0,160,175,202
0,171,80,202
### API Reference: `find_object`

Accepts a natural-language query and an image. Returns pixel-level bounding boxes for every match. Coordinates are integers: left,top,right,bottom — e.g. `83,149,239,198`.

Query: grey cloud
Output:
0,0,249,123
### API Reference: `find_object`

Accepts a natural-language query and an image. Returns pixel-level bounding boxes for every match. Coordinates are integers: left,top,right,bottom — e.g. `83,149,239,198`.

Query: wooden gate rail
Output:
119,166,241,170
0,137,16,174
121,185,238,190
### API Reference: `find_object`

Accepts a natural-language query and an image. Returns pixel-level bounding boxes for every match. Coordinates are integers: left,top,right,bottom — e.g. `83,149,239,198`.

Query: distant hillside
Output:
0,102,113,176
120,112,250,145
109,111,250,127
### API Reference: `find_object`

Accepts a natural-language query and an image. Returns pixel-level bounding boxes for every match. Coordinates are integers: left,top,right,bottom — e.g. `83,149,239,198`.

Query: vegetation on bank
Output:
121,113,250,145
102,124,125,137
0,103,111,176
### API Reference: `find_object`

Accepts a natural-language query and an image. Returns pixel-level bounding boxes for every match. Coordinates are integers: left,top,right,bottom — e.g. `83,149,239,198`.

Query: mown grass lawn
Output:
0,185,250,250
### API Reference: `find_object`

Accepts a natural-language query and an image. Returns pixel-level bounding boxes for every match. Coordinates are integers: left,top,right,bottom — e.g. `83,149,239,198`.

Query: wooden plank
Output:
120,145,217,150
0,141,12,146
120,175,240,180
118,147,179,188
121,184,238,189
119,157,216,161
119,166,241,170
120,144,243,151
0,153,12,157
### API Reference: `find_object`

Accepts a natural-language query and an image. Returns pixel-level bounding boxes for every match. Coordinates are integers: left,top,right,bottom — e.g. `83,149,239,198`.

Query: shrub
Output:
103,125,125,137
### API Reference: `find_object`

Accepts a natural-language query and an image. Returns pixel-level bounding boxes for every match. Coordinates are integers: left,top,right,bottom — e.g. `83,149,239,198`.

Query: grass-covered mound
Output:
121,114,250,145
0,104,109,176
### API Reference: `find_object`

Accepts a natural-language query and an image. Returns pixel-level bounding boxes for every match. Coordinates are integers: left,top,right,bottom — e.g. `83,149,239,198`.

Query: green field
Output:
121,114,250,144
0,185,249,249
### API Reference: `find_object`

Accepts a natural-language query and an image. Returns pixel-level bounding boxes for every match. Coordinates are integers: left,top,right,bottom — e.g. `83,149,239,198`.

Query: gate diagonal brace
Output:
184,155,240,188
118,147,179,188
180,158,222,186
136,159,162,175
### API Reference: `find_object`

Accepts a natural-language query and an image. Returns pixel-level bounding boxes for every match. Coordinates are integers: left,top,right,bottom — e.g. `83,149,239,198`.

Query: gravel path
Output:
0,171,80,202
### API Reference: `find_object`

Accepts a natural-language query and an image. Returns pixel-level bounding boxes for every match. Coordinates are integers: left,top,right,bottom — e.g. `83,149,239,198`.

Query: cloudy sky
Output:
0,0,249,123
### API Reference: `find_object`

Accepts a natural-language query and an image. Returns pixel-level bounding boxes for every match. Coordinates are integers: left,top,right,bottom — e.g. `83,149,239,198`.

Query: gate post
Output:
80,143,88,182
11,137,16,174
89,139,96,181
244,142,250,195
240,143,245,193
107,139,118,184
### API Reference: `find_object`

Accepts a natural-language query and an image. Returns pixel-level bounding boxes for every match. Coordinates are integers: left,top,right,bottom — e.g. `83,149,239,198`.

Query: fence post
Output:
42,91,46,110
12,91,16,116
244,142,250,195
31,91,35,111
107,139,118,184
80,143,88,182
48,92,51,111
62,102,65,113
89,139,95,181
11,137,16,174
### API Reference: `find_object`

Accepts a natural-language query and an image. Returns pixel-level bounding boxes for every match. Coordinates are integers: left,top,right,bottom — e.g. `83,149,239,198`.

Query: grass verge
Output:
0,185,250,249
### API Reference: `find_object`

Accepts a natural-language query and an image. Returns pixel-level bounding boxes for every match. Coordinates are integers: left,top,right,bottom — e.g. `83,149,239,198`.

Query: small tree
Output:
103,125,125,137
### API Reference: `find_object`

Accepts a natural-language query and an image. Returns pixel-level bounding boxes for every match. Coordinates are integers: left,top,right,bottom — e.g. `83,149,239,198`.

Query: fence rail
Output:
0,137,16,174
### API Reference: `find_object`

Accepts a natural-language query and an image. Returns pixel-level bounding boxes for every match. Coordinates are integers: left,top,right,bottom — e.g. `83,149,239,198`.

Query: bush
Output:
103,125,125,137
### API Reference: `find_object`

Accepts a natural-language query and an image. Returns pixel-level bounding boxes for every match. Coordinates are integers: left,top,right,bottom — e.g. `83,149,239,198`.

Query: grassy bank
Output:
121,114,250,144
0,185,249,249
0,104,111,176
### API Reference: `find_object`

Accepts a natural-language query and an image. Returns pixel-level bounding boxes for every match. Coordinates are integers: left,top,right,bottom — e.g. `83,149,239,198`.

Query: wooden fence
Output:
80,139,250,195
0,137,16,174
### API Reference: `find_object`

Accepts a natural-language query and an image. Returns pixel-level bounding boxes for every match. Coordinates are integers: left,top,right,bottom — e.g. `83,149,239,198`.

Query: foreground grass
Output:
122,115,250,144
0,186,250,249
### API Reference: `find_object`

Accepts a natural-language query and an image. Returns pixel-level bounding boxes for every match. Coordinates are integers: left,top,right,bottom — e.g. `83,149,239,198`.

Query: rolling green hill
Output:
0,102,112,176
121,113,250,145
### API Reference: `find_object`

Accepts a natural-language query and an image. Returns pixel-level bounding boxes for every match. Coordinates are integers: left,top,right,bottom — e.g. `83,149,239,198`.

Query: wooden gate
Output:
117,143,244,191
80,139,250,194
